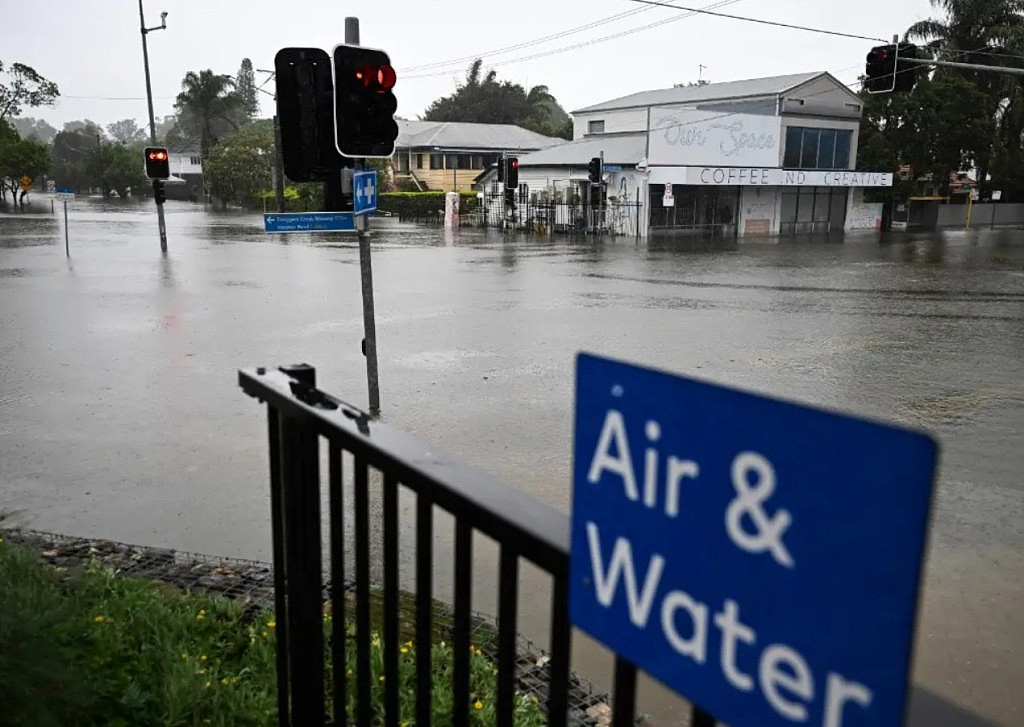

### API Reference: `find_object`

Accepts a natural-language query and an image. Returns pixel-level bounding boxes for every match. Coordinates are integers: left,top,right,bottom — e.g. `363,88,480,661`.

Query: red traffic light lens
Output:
377,64,396,90
149,151,167,161
511,160,519,168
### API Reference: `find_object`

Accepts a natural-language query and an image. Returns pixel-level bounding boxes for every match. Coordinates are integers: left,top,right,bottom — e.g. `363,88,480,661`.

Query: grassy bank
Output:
0,537,545,726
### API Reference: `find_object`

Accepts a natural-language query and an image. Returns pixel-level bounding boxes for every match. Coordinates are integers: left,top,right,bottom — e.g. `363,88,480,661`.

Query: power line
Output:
399,5,651,73
627,0,887,42
403,0,744,80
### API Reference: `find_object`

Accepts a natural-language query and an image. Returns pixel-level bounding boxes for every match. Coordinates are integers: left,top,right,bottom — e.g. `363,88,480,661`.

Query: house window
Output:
416,154,424,169
430,154,444,169
396,154,410,172
190,156,201,166
783,127,853,169
588,119,605,134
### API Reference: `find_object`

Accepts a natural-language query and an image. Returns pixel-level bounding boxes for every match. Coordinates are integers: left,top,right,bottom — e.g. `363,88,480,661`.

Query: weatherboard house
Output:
511,72,892,238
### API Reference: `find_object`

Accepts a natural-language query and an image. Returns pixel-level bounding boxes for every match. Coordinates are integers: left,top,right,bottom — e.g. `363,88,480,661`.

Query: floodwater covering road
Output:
1,197,1022,726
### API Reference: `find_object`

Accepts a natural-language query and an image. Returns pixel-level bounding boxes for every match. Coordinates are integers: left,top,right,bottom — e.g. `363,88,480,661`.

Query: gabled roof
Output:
572,72,825,114
396,120,564,152
517,132,646,168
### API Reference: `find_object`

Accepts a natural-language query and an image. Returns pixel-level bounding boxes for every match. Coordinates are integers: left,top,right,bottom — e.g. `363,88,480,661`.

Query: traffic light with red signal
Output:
505,157,519,190
144,147,170,179
333,44,399,158
865,43,919,94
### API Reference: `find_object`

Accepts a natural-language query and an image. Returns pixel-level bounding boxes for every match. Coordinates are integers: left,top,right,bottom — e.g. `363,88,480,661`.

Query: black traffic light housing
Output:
894,43,920,93
505,157,519,190
333,43,399,158
865,44,897,93
588,157,603,184
275,47,352,182
152,180,166,205
144,147,170,180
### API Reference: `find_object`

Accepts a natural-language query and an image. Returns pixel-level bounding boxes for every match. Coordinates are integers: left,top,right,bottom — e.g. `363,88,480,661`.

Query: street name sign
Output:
56,186,75,201
263,211,355,233
569,353,938,727
353,170,378,216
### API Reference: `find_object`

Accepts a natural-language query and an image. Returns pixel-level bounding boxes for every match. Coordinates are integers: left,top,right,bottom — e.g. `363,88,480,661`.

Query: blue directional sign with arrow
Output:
263,211,354,233
353,170,378,216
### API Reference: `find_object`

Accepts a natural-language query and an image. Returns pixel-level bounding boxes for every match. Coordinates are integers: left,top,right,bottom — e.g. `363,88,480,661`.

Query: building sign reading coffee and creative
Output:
648,167,893,188
648,109,782,168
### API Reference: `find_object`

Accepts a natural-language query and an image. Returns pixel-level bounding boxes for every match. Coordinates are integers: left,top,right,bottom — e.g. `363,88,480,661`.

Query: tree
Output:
83,142,147,198
106,118,147,146
9,117,56,143
422,60,571,138
203,124,274,207
0,61,59,121
0,121,50,204
235,58,259,122
63,119,105,138
905,0,1024,195
174,70,243,158
51,128,100,192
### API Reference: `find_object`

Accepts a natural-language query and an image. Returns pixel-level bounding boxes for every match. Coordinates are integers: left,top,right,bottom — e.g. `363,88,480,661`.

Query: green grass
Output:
0,537,546,727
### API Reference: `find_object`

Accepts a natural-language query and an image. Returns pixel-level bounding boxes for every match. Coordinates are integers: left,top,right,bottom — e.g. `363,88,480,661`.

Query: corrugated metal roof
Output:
572,72,824,113
517,132,646,167
396,120,564,151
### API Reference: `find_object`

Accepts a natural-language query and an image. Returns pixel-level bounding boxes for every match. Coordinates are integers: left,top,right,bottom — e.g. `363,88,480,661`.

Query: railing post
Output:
275,364,324,727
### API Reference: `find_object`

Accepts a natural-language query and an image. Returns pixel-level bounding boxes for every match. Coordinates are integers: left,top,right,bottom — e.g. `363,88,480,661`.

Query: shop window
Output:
783,127,853,169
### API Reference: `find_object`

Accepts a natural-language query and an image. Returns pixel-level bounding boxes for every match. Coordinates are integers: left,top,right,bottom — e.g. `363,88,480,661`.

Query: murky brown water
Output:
1,198,1022,725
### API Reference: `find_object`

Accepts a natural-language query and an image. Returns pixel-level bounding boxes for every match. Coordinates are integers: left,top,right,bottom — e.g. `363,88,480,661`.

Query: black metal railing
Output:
239,363,712,727
240,364,1002,727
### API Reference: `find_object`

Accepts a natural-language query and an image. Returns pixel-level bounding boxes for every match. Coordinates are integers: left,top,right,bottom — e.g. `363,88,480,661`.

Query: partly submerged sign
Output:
569,353,938,727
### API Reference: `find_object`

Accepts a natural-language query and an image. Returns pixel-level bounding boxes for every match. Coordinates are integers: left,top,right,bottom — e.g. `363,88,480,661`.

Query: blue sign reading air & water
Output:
569,353,938,727
263,212,354,233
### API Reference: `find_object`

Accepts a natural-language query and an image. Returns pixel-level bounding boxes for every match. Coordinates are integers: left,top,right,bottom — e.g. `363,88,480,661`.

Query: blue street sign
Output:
603,164,622,172
353,170,377,216
570,353,938,727
56,186,74,194
263,211,354,233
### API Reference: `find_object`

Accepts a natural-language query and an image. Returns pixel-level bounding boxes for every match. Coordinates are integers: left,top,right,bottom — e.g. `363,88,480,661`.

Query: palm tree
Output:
174,70,243,158
904,0,1024,194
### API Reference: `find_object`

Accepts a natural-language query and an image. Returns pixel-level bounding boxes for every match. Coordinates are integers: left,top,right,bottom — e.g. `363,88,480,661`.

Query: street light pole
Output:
139,0,168,253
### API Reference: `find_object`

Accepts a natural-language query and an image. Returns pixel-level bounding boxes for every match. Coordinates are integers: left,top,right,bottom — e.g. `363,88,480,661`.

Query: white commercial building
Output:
516,72,889,238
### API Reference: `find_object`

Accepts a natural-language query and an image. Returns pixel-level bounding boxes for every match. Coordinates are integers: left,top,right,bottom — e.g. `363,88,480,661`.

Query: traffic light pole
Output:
345,16,381,415
139,0,168,253
901,56,1024,76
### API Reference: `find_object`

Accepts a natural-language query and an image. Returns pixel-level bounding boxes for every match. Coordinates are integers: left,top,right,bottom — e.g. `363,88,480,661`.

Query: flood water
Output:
1,198,1022,726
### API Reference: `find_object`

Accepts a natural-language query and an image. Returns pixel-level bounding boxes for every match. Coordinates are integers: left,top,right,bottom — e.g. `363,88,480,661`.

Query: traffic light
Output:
588,157,603,184
894,43,920,93
275,47,352,182
144,147,170,179
505,157,519,190
865,44,897,93
333,44,399,158
152,180,166,205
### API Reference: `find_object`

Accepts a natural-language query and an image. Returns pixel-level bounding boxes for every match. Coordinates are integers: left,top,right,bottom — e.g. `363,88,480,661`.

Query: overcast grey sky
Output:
3,0,936,132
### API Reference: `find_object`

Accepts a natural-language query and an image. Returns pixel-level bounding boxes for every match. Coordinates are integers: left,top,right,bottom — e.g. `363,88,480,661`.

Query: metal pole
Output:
902,55,1024,76
346,16,381,415
273,115,286,212
64,200,69,257
139,0,168,253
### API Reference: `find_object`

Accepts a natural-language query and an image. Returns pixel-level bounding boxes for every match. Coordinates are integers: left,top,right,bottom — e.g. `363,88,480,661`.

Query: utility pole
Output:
255,69,287,213
345,16,381,415
138,0,168,253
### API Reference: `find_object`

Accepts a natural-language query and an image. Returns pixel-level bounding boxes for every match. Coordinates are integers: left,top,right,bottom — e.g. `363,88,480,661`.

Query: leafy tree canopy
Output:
0,121,50,203
204,123,274,207
10,116,57,143
0,61,59,121
106,118,148,146
423,60,571,139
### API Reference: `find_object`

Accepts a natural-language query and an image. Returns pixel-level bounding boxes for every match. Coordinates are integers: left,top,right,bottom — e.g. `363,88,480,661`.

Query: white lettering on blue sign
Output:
583,520,874,726
570,353,938,727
